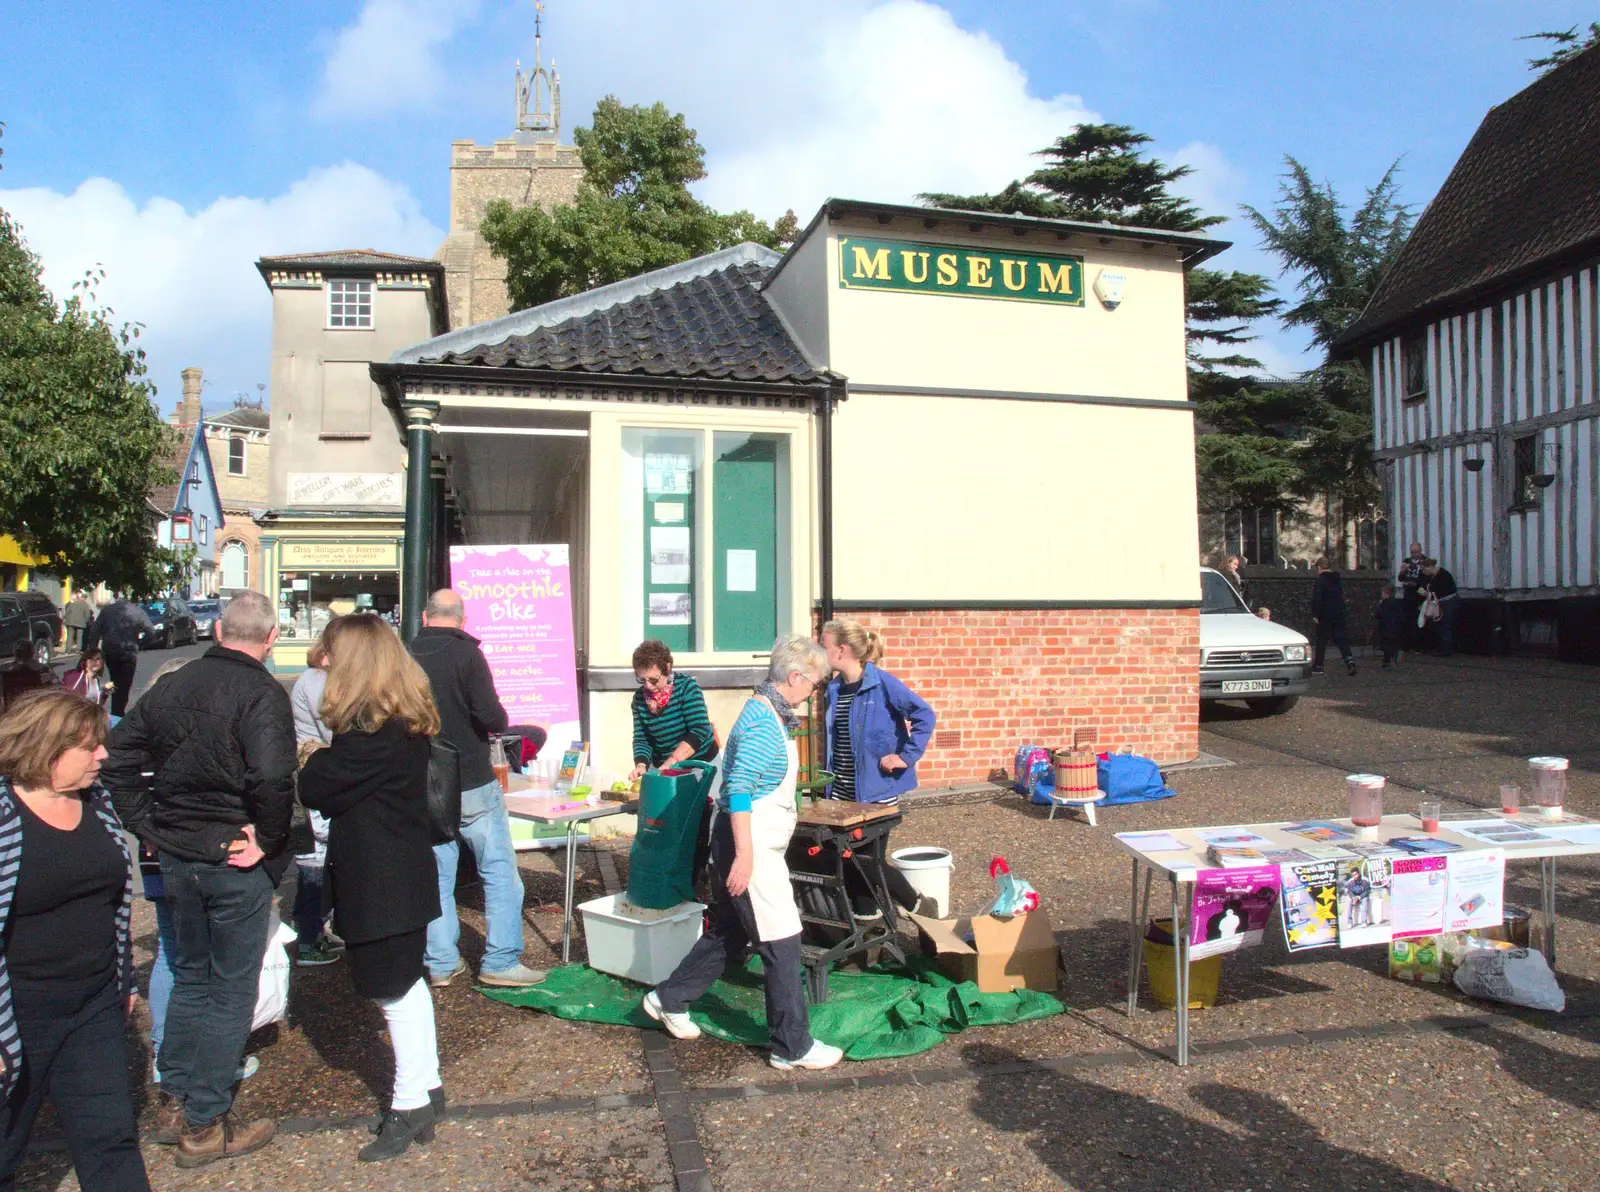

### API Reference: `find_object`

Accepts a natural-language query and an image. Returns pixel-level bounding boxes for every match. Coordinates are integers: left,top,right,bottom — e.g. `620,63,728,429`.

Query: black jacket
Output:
409,626,508,792
85,601,152,661
102,646,297,878
1310,570,1346,624
298,721,439,944
1376,597,1408,639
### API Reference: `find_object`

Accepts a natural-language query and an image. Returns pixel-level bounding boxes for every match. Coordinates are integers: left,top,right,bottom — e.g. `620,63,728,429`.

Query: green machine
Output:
626,761,718,909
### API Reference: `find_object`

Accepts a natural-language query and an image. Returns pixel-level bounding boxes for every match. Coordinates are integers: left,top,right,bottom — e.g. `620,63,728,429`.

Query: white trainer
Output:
642,990,701,1040
769,1039,843,1071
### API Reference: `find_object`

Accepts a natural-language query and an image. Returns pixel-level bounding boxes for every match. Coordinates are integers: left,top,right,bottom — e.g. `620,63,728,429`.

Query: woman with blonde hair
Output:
0,689,148,1191
298,616,445,1161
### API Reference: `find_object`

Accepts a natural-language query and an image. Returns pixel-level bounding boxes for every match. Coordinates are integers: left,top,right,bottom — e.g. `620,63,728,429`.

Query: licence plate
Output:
1221,679,1273,694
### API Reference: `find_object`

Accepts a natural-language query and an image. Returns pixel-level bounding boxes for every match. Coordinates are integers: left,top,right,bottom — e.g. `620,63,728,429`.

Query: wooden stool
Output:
1048,790,1106,826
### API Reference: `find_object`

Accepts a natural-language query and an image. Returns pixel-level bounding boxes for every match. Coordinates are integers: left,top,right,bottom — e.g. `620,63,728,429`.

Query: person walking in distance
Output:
83,597,152,718
100,591,294,1169
299,616,445,1161
62,592,94,654
1310,556,1358,677
410,590,544,989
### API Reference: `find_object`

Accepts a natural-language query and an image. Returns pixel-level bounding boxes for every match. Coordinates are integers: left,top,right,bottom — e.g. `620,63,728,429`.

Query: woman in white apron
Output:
643,637,842,1071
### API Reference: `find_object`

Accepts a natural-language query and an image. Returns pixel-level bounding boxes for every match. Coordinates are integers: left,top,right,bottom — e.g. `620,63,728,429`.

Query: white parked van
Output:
1198,567,1311,715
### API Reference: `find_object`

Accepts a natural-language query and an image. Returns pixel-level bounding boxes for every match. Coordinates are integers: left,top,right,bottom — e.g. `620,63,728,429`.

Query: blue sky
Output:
1,0,1592,407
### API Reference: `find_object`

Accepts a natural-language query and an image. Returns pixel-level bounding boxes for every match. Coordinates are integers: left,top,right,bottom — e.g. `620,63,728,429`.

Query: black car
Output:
138,597,198,650
0,592,63,666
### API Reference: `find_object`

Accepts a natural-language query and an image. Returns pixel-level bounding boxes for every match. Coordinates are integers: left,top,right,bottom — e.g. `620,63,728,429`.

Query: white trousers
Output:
376,978,440,1111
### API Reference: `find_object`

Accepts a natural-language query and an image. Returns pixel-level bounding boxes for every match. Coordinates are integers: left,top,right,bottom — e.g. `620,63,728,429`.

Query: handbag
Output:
426,738,463,844
1420,592,1442,626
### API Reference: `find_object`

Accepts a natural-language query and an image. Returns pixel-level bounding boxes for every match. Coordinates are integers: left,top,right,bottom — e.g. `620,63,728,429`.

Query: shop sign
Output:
287,472,403,506
837,235,1085,306
278,541,400,569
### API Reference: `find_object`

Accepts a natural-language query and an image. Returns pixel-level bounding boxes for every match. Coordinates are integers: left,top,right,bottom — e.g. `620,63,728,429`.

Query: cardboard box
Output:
907,910,1058,994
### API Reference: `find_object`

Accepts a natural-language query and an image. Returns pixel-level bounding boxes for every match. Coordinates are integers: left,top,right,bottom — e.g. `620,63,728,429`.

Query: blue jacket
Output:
822,663,937,803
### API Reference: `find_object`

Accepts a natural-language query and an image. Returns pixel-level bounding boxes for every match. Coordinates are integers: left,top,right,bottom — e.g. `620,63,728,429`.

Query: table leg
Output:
1126,859,1142,1017
562,820,579,964
1541,857,1557,968
1172,877,1191,1067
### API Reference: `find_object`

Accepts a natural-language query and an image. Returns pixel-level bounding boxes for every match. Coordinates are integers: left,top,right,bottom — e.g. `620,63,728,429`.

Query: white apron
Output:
742,700,803,943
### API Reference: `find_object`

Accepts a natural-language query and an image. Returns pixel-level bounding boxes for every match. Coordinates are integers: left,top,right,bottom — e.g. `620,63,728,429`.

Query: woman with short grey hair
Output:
643,636,841,1071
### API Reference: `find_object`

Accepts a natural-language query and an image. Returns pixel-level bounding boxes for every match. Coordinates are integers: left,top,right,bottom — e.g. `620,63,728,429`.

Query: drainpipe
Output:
401,403,437,642
818,384,840,629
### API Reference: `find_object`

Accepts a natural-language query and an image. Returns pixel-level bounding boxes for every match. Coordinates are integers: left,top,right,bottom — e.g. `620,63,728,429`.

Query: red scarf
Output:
644,676,675,715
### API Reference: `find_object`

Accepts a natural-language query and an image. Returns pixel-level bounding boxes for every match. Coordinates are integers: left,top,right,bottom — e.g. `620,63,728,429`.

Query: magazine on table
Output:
1283,821,1357,843
1388,837,1464,856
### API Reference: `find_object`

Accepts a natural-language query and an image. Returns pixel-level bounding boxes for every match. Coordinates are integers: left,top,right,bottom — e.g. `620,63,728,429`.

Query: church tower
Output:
435,2,582,329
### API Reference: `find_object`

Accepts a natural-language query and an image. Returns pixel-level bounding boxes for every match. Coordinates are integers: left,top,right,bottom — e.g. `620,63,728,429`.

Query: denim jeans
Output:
147,897,177,1068
157,854,274,1126
292,863,327,952
426,780,527,977
1437,596,1461,657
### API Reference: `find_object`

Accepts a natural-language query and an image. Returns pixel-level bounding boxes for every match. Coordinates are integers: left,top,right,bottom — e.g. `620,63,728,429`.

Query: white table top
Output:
1113,811,1600,881
504,790,630,825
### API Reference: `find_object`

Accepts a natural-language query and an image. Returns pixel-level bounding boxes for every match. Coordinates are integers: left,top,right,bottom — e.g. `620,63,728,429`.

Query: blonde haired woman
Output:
298,616,445,1161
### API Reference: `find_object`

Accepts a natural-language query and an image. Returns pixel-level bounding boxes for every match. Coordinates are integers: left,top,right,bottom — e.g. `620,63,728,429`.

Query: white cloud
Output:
0,165,443,408
313,0,482,119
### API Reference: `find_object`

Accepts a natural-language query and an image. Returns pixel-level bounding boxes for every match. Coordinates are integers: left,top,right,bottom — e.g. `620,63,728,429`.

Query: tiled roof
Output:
256,249,443,272
204,407,270,431
395,244,832,386
1340,43,1600,347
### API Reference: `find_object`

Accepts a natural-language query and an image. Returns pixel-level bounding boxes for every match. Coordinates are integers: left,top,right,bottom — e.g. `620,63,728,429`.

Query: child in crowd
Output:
1256,607,1272,621
1376,583,1408,668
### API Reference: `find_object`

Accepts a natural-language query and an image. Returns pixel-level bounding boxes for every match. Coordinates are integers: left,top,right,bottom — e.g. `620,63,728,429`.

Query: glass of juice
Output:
1500,783,1521,815
1417,799,1440,832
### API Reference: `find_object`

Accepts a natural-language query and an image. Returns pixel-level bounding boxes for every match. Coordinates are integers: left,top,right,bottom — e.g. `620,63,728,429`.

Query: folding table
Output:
505,789,630,963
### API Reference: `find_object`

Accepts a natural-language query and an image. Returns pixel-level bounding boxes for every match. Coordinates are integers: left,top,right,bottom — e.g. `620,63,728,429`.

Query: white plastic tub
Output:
890,847,954,918
578,895,705,985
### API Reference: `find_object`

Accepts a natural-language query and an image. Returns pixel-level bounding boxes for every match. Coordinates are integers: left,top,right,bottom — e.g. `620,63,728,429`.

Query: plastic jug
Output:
626,761,717,909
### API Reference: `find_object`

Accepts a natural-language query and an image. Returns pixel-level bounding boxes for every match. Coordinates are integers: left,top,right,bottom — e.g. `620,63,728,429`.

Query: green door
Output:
713,435,777,651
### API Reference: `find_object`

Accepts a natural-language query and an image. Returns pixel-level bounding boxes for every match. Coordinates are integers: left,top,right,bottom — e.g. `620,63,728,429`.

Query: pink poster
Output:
448,545,581,743
1189,866,1281,960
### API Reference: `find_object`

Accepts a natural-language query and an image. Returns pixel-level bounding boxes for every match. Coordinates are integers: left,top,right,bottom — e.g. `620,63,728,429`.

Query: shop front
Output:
374,198,1223,785
256,513,404,671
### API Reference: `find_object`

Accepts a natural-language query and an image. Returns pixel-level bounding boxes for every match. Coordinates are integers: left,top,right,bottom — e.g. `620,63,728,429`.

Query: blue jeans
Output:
147,898,177,1068
157,854,274,1126
1437,595,1461,657
426,781,527,977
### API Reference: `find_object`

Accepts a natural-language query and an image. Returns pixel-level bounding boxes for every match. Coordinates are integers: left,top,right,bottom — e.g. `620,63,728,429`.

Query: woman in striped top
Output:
628,642,719,780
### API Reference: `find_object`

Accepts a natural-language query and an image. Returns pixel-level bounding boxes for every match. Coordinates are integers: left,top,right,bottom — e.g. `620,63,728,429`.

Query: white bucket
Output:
890,847,954,918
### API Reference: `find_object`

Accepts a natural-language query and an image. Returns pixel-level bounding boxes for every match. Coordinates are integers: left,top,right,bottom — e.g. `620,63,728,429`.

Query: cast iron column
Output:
401,402,437,642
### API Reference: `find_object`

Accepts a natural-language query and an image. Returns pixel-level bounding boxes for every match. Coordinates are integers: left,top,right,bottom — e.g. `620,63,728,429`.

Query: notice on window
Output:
1445,848,1505,932
650,527,691,585
649,592,692,626
653,502,685,524
645,454,691,496
726,549,759,593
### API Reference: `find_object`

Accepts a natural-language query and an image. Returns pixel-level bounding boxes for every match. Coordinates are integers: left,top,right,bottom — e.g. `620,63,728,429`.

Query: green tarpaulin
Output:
479,956,1065,1061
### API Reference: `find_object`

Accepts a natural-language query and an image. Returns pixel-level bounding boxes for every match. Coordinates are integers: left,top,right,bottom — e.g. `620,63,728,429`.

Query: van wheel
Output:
1247,695,1298,715
32,637,51,666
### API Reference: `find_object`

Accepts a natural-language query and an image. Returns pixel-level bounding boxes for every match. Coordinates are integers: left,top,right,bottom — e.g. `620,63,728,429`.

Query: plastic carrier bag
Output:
1453,945,1565,1012
1014,745,1053,804
978,857,1040,917
1096,749,1177,806
253,920,299,1031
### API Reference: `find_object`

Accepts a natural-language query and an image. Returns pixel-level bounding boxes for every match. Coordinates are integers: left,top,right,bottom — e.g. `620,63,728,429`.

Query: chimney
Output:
178,367,203,426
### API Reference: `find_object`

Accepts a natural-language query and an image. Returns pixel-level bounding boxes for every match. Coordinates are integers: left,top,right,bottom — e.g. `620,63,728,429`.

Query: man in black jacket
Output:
1310,556,1358,677
102,590,292,1168
84,596,152,716
411,589,544,989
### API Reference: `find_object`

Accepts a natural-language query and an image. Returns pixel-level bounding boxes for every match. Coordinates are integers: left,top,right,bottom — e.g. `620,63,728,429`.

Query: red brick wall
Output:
832,608,1199,786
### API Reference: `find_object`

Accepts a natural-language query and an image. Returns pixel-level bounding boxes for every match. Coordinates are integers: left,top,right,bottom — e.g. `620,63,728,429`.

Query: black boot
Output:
358,1104,435,1162
370,1086,446,1137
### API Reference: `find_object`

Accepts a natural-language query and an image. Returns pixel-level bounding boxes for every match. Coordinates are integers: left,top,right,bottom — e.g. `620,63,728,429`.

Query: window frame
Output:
326,278,374,330
1402,332,1428,403
1512,433,1540,510
227,434,246,475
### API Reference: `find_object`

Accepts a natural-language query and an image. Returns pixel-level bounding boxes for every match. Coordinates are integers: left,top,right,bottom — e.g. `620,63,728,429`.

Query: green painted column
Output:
401,402,437,643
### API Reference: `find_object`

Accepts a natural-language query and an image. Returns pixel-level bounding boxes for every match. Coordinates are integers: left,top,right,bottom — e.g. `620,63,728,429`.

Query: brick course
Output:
833,607,1198,785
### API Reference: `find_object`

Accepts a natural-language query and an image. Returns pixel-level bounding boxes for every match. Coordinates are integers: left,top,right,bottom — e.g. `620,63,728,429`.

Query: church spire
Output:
514,1,560,142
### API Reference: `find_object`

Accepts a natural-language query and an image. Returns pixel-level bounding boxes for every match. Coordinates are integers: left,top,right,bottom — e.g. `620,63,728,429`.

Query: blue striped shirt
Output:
717,699,790,813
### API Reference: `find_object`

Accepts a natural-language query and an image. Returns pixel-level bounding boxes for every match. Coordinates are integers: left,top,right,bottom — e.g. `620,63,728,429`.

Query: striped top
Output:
0,779,135,1100
716,698,791,814
828,681,861,801
632,672,719,768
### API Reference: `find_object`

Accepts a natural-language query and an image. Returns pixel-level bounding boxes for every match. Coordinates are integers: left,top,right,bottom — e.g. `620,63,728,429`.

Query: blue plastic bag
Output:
1096,752,1176,806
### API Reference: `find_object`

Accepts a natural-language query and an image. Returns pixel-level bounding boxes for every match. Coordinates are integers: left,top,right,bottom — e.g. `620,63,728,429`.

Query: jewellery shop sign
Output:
838,236,1085,306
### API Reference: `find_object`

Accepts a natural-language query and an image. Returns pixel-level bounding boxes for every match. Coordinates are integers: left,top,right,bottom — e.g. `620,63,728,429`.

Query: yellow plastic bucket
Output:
1142,919,1222,1009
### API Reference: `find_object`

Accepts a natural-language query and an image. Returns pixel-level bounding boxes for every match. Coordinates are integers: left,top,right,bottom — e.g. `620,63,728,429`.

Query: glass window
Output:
1513,434,1539,507
622,430,702,653
712,432,789,651
276,570,399,642
327,279,373,329
1200,570,1247,614
228,435,246,475
1403,332,1428,400
221,541,247,590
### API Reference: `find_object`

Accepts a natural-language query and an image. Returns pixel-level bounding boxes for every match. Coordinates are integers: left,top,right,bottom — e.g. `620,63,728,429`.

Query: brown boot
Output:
151,1091,184,1146
174,1112,276,1169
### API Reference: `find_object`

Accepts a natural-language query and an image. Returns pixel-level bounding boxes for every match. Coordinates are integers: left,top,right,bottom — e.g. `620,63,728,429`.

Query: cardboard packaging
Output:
907,910,1058,994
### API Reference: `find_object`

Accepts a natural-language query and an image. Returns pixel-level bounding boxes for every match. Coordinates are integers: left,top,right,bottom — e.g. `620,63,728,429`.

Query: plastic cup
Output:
1418,799,1440,832
1500,784,1521,815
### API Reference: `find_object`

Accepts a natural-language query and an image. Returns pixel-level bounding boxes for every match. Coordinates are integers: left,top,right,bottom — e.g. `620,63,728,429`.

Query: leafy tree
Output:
1242,159,1413,513
1522,22,1600,73
483,97,799,309
922,123,1287,513
0,207,178,595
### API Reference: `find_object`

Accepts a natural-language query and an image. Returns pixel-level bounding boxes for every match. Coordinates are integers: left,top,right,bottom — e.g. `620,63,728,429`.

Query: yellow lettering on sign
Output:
1000,259,1028,292
1037,260,1073,294
901,250,929,284
851,246,891,281
967,256,993,288
935,253,958,286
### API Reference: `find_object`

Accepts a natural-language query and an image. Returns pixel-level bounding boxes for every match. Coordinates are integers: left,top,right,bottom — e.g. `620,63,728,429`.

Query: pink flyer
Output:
448,545,581,744
1390,855,1449,939
1190,865,1281,959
